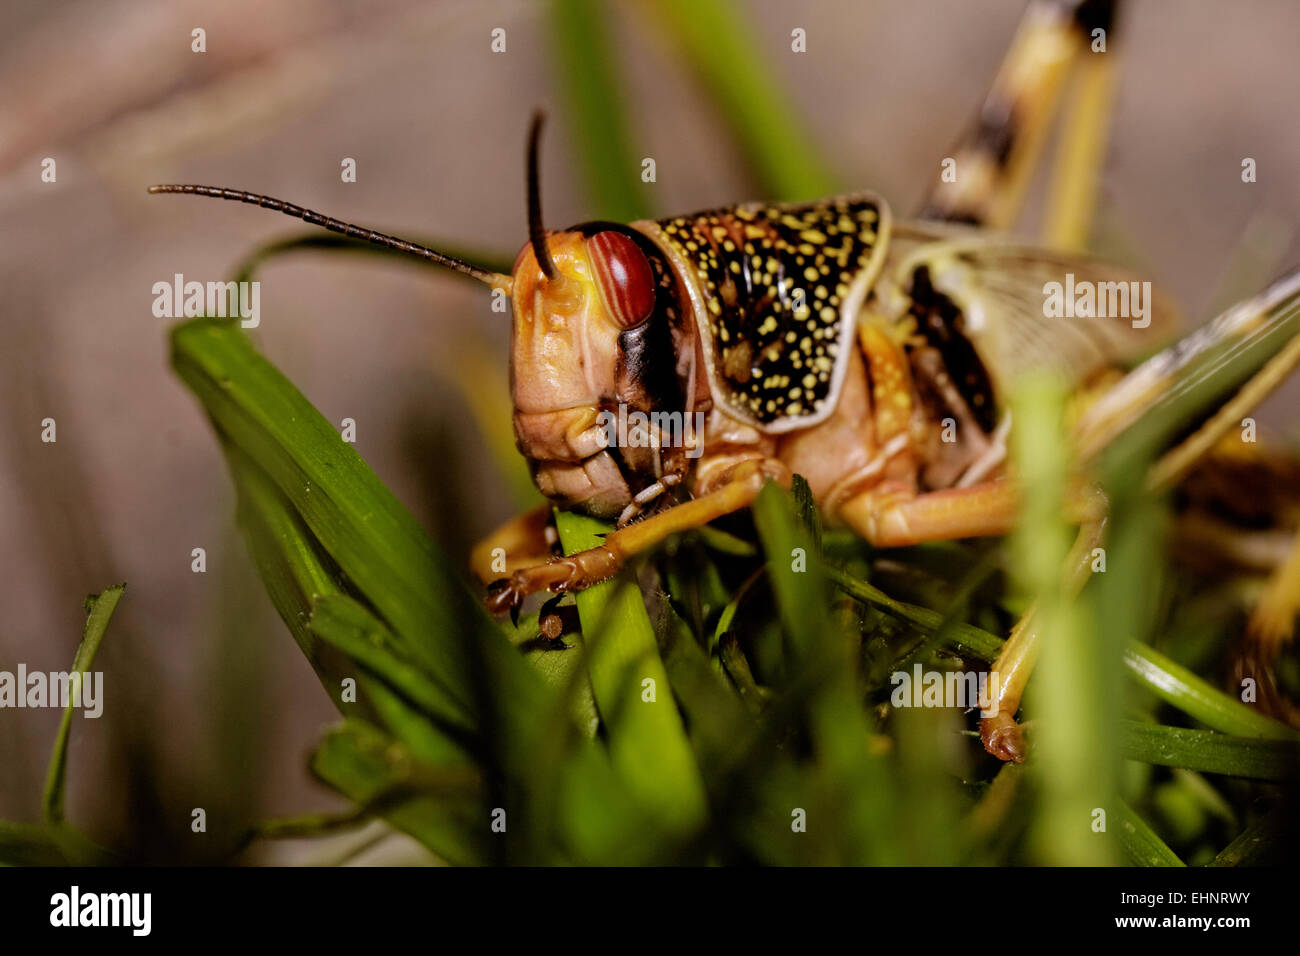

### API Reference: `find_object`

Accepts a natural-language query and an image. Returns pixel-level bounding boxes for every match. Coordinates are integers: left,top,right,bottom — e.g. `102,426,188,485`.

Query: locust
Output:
147,0,1300,762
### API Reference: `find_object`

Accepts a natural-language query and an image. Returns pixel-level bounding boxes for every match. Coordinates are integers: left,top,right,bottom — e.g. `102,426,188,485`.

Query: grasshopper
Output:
148,0,1300,762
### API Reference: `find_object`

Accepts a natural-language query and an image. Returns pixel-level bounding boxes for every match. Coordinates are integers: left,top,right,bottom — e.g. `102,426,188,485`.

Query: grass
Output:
162,293,1298,864
6,294,1296,862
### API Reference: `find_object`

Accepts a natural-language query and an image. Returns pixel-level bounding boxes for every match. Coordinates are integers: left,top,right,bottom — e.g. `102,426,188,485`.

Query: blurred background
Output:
2,0,1299,862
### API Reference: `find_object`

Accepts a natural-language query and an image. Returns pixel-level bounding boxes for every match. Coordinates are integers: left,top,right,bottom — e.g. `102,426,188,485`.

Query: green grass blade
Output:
648,589,752,778
24,586,125,866
171,318,548,771
230,228,536,509
227,432,475,754
549,0,652,222
42,585,124,827
645,0,838,200
497,612,599,733
1008,375,1115,866
223,439,349,678
1210,806,1284,866
1123,642,1300,740
719,633,766,714
752,481,899,864
1120,721,1300,780
0,821,69,866
829,564,1300,741
310,719,489,866
1094,278,1300,476
753,482,834,667
307,593,478,762
827,567,1003,661
554,510,707,845
221,443,501,859
173,316,670,863
1116,799,1185,867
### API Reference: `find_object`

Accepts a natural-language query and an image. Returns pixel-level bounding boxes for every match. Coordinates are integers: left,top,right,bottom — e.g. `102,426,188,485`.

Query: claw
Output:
485,577,524,622
980,712,1029,763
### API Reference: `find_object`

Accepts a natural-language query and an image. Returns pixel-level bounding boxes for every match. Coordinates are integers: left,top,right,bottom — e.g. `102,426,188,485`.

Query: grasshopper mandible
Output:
148,15,1300,763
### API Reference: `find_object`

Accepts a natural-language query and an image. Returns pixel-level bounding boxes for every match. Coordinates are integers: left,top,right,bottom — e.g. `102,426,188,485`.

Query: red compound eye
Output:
588,230,655,328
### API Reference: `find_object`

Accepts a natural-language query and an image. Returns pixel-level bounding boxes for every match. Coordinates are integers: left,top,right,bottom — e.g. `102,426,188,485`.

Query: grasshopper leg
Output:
979,609,1041,762
838,478,1107,761
485,458,790,615
470,502,556,586
837,480,1028,760
984,270,1300,757
838,478,1020,548
920,0,1109,230
979,517,1107,761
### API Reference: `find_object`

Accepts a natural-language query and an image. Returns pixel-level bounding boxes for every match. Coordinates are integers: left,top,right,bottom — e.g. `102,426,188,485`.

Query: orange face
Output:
508,228,667,519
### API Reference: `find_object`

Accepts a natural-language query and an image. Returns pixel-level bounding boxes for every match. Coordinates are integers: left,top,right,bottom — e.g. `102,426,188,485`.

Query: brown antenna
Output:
526,111,559,281
146,184,512,292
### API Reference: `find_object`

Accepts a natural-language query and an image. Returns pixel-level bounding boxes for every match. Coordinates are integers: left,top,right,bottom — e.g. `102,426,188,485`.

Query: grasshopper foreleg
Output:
485,458,790,616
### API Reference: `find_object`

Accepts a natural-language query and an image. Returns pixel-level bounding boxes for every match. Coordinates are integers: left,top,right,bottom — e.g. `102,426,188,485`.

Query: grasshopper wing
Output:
886,222,1181,399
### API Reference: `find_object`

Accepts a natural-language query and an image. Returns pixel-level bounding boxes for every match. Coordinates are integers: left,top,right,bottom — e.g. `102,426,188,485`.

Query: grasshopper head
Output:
143,112,701,523
509,223,696,520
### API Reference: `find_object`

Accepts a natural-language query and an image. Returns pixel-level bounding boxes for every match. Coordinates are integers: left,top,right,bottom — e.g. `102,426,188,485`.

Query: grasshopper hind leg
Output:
919,0,1120,240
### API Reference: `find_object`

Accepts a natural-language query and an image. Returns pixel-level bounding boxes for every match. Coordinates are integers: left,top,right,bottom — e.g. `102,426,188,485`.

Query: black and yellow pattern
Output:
656,194,890,430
